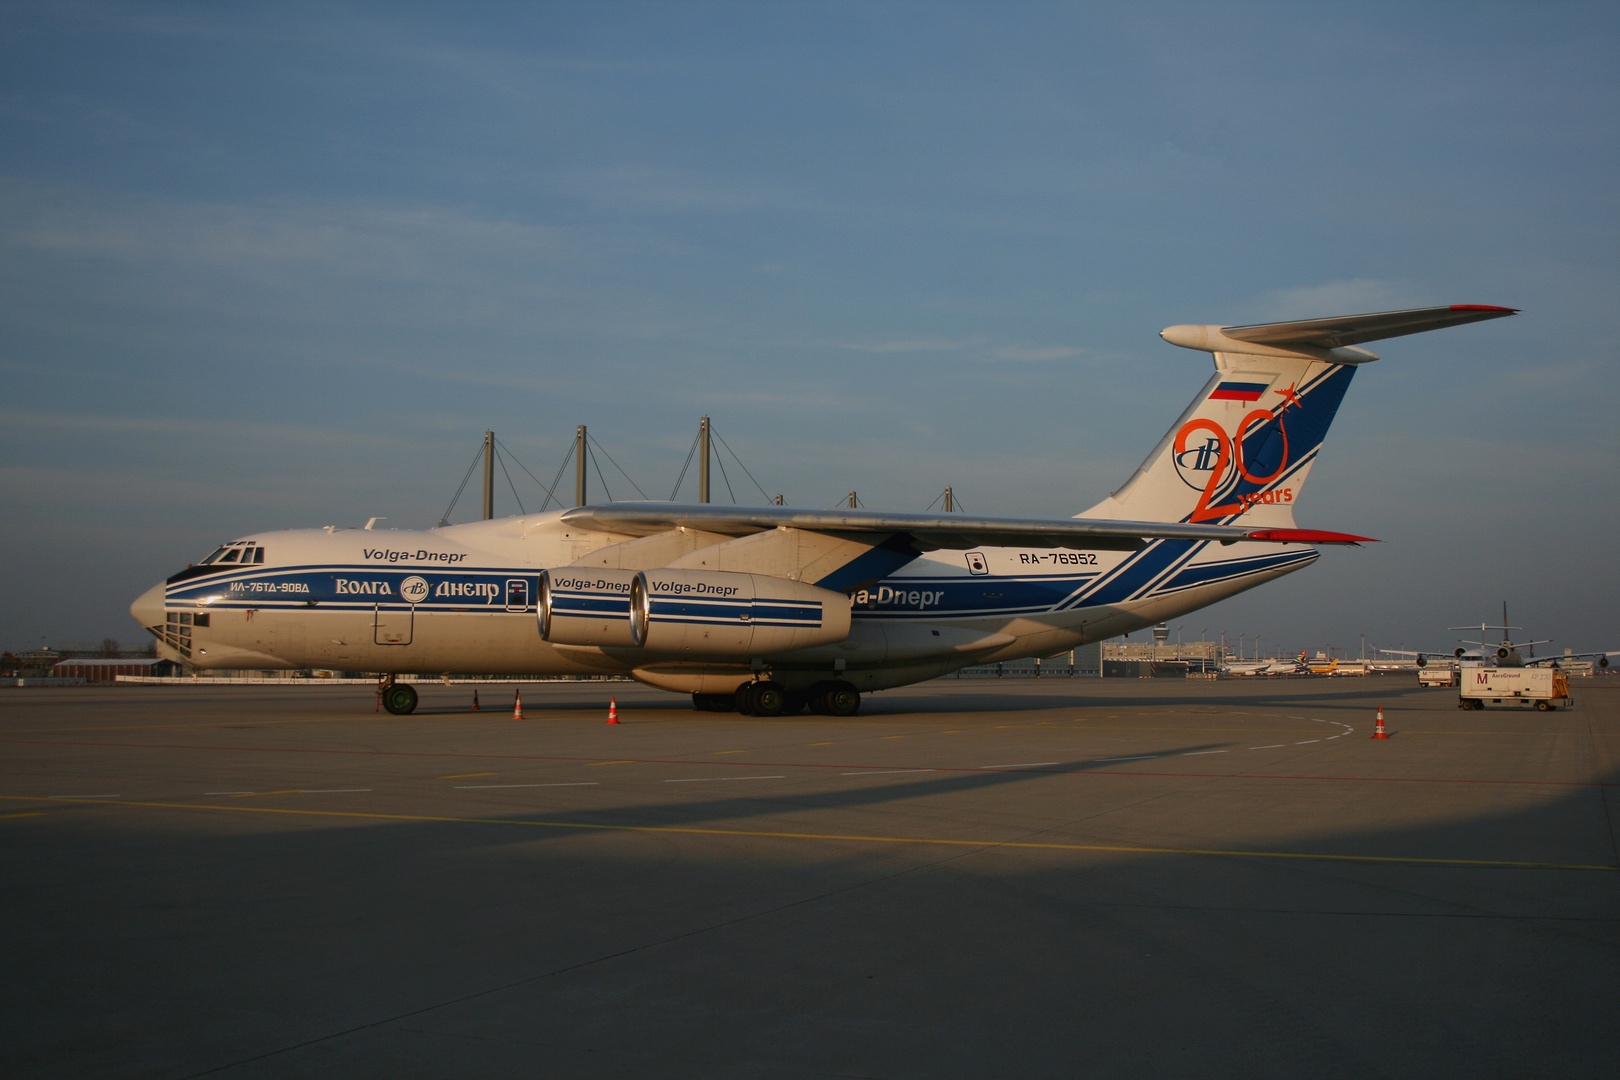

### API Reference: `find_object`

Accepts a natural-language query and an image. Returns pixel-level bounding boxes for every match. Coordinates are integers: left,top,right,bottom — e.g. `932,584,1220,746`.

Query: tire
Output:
381,684,418,715
805,681,836,714
749,681,787,717
1535,700,1550,711
824,681,860,717
734,684,757,716
692,693,735,713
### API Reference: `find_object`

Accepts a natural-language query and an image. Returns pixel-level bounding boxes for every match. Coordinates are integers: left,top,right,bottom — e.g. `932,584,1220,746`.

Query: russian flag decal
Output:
1210,381,1268,402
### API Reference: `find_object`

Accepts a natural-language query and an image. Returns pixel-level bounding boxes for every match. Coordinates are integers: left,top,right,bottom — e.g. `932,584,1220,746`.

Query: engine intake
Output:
631,570,851,656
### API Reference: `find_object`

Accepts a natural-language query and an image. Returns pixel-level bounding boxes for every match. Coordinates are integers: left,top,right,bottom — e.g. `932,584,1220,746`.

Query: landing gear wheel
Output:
823,681,860,717
693,692,736,713
743,681,786,717
381,683,418,715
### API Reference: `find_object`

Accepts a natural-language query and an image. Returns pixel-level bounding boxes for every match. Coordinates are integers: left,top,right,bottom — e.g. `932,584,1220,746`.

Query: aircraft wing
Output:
1526,650,1617,667
561,503,1374,550
1220,305,1518,349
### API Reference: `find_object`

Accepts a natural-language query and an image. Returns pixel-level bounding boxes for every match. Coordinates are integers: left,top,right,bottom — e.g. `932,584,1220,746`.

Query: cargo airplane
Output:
131,305,1516,716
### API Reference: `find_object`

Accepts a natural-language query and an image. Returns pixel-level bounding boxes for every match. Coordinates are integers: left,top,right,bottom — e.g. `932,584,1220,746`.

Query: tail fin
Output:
1082,305,1516,526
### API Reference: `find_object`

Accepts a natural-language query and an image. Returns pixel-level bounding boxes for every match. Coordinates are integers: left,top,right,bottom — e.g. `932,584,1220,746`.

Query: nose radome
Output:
130,581,165,630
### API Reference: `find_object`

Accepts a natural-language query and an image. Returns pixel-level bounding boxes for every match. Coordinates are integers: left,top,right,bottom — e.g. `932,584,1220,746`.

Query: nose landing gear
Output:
377,675,419,716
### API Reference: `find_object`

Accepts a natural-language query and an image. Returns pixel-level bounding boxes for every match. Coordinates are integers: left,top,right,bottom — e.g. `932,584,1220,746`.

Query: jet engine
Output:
631,569,851,656
538,569,638,647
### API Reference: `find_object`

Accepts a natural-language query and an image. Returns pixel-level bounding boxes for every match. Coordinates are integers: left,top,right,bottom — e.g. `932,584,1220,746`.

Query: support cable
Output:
712,446,737,503
668,431,701,500
542,444,576,512
588,445,613,502
495,438,565,512
710,427,772,503
587,434,648,499
439,445,486,526
493,445,527,516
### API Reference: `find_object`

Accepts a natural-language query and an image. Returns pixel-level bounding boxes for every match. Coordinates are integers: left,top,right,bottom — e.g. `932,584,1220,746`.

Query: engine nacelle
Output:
538,569,638,647
631,570,851,656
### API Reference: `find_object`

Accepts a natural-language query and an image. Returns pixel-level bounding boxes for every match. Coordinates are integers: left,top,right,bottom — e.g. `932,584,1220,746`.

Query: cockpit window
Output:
197,542,263,567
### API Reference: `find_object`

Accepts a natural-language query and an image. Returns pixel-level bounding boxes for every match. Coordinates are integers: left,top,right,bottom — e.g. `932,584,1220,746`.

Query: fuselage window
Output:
219,549,241,563
200,547,228,564
252,547,265,563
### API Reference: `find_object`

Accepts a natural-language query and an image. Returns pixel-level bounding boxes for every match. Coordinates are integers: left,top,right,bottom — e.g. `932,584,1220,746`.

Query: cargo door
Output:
374,604,413,646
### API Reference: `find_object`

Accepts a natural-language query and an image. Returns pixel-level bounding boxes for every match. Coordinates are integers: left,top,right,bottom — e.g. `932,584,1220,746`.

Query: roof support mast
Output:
699,417,711,504
575,425,587,507
482,431,494,520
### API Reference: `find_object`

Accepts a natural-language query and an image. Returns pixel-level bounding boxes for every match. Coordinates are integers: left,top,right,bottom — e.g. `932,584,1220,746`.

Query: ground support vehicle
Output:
1458,664,1570,711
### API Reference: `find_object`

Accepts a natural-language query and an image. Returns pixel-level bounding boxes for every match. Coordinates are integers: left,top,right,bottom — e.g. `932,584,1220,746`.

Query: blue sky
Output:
2,1,1616,656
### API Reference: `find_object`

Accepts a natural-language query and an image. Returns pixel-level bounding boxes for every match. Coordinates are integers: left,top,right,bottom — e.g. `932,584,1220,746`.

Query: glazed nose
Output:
130,581,165,630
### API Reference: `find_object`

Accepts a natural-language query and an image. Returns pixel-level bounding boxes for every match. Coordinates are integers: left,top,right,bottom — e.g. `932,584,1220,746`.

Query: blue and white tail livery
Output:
132,304,1516,715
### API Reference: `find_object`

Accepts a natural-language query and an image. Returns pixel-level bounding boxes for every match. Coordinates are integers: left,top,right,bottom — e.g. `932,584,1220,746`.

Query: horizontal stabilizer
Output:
1220,305,1517,349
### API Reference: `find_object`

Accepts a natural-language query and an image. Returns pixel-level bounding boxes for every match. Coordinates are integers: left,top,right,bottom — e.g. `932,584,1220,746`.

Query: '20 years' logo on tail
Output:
1172,406,1291,523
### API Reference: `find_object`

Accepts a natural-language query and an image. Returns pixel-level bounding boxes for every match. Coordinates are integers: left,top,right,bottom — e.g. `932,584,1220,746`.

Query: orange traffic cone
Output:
513,689,524,721
1372,706,1388,739
471,689,481,711
606,697,620,724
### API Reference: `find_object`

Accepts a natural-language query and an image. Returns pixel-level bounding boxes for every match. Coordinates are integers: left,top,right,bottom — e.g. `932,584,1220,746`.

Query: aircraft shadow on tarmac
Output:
402,681,1443,717
499,749,1235,834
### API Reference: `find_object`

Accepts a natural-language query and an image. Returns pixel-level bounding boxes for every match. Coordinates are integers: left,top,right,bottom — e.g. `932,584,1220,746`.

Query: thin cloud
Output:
840,338,984,354
991,345,1084,362
1249,279,1428,321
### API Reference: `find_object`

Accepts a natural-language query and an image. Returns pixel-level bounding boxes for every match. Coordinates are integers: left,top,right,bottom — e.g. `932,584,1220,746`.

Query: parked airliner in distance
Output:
1388,603,1617,670
132,305,1517,716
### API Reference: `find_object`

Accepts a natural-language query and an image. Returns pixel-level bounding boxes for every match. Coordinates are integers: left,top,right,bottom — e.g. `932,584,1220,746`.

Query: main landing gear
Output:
697,679,860,717
808,680,861,717
378,675,418,716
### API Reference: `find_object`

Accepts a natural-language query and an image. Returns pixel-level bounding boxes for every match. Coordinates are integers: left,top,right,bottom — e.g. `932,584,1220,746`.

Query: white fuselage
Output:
134,510,1316,695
